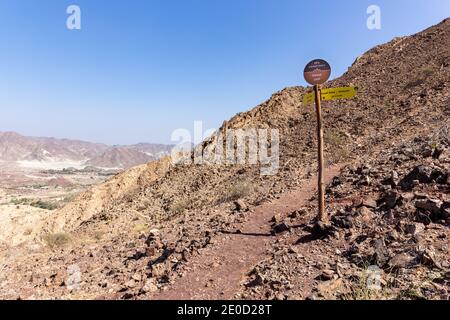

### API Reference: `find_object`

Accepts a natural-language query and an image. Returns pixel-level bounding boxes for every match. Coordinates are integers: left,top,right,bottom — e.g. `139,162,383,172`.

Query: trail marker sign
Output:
302,59,358,223
303,59,331,86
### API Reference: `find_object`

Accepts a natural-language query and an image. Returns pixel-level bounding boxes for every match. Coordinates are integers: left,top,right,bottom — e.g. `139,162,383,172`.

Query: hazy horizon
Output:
0,129,174,147
1,0,449,145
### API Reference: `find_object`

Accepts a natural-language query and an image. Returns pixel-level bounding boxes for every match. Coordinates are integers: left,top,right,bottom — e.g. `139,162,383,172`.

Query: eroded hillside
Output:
0,19,448,300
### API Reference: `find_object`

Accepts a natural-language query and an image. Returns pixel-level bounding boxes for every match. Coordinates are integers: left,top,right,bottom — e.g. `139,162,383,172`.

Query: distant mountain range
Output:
0,131,173,169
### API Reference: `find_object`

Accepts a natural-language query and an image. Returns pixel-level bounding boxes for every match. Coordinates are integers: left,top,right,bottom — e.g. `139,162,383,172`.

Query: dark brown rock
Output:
380,190,400,209
362,198,378,209
400,165,433,190
273,222,290,234
404,222,425,236
234,200,248,212
388,253,416,270
415,198,443,215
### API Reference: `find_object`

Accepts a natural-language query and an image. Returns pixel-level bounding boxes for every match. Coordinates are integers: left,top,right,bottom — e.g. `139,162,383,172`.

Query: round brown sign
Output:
303,59,331,85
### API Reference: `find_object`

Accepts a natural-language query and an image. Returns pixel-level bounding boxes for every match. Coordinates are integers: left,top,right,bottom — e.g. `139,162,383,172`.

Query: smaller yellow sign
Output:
303,92,315,105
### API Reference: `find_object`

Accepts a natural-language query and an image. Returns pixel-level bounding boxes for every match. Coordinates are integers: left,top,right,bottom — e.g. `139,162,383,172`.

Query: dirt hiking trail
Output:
153,165,342,300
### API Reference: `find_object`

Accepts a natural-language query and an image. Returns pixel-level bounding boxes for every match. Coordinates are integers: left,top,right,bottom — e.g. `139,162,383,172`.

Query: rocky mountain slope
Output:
0,131,172,169
0,19,448,300
239,131,449,300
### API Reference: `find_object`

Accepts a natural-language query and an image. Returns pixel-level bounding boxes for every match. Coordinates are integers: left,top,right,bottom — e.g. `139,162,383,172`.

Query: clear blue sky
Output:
0,0,449,145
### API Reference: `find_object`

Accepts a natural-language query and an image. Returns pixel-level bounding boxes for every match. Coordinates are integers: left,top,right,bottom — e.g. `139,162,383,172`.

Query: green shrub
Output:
10,198,58,210
325,131,351,162
43,233,71,248
325,131,346,148
31,200,59,210
10,198,28,205
170,199,191,214
224,182,253,202
420,67,434,77
404,66,434,89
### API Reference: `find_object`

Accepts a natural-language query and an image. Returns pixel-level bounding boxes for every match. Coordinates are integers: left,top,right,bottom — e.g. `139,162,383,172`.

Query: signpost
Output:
303,59,358,223
304,59,331,223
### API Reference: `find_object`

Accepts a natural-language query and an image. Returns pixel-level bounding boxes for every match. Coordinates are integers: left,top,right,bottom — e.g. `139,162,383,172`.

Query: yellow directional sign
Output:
321,86,359,101
303,86,359,105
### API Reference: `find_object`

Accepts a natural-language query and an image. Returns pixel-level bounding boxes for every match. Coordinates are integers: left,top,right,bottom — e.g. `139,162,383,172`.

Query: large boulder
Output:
400,166,433,190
